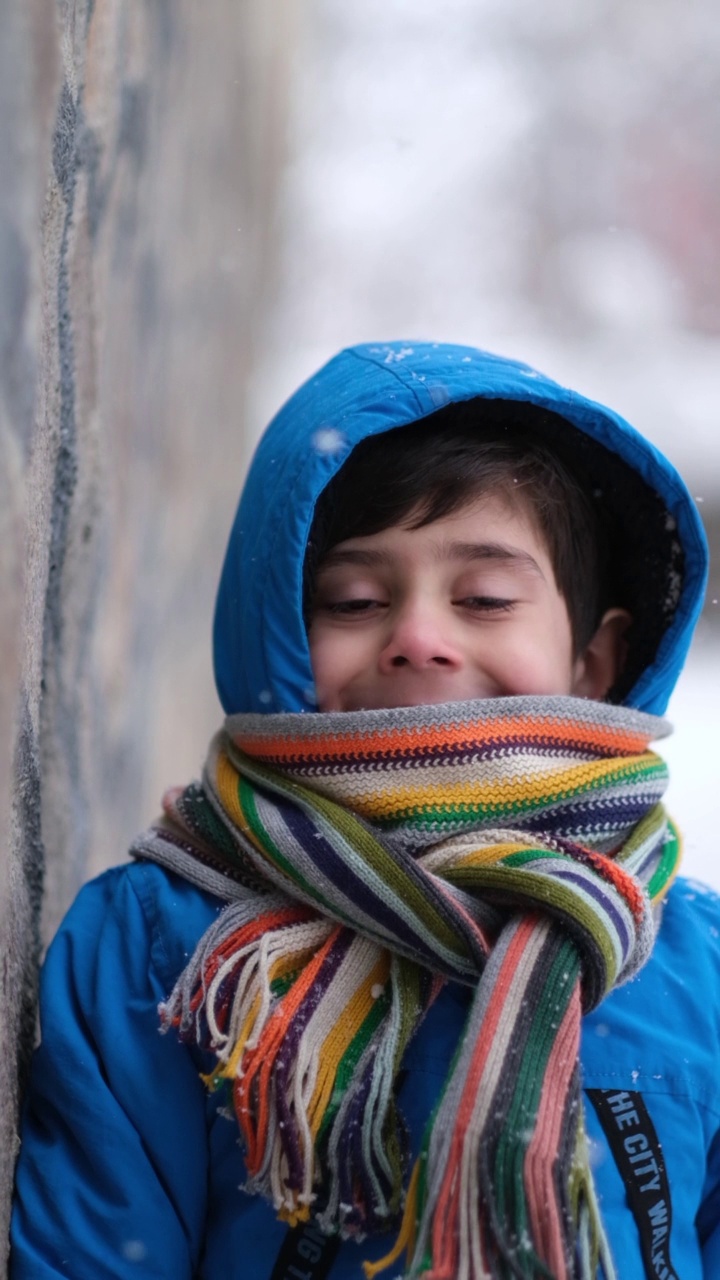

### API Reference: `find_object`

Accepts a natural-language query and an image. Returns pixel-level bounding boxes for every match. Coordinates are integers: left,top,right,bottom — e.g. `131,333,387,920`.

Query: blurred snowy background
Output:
238,0,720,885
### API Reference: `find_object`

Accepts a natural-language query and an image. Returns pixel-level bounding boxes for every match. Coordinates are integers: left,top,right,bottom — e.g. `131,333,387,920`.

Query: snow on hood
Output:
213,342,708,717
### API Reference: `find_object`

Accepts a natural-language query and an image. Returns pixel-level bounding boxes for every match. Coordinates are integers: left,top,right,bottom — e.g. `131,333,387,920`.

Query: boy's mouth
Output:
339,679,500,711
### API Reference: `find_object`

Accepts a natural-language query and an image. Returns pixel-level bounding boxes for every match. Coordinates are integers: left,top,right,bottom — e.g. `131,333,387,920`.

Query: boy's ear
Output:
571,608,633,700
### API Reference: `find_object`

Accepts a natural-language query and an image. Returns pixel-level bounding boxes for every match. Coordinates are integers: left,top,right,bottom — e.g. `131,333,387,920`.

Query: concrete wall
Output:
0,0,289,1265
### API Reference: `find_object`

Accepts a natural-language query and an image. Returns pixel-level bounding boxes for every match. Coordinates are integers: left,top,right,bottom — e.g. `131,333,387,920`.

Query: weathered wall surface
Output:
0,0,59,1262
0,0,289,1266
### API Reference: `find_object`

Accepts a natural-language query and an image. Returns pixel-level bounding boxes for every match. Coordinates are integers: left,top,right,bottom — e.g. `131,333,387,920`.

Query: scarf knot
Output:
134,696,677,1280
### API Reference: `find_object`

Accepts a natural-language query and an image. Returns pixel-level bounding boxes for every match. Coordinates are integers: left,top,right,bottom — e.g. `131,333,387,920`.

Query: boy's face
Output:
308,495,602,713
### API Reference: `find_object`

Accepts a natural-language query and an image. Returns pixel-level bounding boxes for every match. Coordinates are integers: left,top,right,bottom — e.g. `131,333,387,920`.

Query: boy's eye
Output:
322,598,386,615
455,596,515,613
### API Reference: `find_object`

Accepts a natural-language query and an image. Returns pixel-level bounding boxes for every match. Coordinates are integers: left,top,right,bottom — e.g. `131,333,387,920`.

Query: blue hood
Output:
214,342,708,717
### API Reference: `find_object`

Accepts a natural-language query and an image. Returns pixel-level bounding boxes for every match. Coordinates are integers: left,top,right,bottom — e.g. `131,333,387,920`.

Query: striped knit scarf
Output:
134,696,678,1280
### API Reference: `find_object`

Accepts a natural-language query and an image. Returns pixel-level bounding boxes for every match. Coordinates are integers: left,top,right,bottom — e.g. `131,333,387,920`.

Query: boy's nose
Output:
377,602,463,673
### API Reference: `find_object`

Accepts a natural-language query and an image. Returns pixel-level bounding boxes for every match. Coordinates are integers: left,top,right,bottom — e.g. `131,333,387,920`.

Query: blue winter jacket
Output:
10,343,719,1280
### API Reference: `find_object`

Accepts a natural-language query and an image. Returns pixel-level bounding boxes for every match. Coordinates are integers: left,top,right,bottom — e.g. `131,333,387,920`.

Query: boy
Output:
10,342,720,1280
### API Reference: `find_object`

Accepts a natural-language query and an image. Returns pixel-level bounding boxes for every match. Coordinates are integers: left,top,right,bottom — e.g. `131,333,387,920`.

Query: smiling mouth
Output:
343,680,497,711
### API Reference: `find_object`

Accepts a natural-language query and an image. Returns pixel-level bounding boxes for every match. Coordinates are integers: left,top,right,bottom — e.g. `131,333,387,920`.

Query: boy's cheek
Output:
308,626,360,711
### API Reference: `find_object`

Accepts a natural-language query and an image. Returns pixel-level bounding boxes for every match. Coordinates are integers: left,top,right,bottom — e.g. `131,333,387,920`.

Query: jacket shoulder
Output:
48,859,227,994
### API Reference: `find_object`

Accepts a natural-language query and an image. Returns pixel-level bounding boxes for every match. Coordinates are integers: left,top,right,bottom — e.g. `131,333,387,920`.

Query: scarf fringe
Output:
161,904,428,1233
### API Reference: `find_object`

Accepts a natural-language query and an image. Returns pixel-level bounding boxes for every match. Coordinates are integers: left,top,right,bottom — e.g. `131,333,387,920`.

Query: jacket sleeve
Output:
10,865,211,1279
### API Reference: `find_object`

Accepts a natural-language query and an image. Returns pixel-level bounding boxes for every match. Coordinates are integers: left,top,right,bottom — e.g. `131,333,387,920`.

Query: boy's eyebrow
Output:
447,540,545,577
317,542,545,577
316,548,395,570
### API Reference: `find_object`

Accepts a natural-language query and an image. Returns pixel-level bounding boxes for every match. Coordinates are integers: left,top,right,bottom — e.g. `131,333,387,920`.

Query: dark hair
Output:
304,399,684,702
